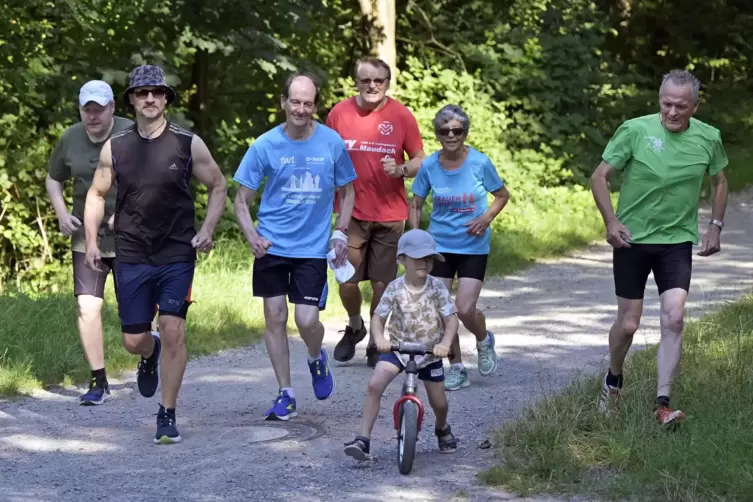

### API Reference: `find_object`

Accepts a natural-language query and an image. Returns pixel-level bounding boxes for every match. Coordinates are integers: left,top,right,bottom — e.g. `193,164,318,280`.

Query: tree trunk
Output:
189,49,210,140
359,0,397,78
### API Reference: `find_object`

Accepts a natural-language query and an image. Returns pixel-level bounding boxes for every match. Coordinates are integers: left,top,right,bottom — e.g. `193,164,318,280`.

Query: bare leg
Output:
157,315,187,409
76,295,105,371
454,278,486,342
437,278,461,364
122,331,155,358
609,297,643,375
338,282,363,328
263,296,291,388
424,380,448,430
294,301,335,397
425,378,457,452
294,304,325,358
358,362,400,438
656,288,687,399
367,280,387,344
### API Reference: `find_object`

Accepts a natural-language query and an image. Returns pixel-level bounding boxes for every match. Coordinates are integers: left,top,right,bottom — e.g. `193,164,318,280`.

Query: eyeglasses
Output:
436,127,465,136
358,78,388,86
133,88,167,99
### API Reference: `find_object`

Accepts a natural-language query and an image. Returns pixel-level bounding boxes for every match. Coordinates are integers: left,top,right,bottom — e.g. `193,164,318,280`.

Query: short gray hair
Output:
660,69,701,103
433,104,471,132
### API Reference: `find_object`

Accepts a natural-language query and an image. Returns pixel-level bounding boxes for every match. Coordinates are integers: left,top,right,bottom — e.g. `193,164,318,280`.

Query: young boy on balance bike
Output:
344,229,460,460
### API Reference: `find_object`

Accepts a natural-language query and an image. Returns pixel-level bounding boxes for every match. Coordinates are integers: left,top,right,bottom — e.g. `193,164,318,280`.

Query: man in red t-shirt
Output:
326,57,426,367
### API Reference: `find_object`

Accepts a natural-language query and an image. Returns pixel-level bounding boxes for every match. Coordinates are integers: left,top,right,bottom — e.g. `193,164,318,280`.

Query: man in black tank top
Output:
83,65,227,445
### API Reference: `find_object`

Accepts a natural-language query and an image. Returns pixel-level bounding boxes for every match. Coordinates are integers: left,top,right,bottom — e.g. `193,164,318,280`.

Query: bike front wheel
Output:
397,400,419,475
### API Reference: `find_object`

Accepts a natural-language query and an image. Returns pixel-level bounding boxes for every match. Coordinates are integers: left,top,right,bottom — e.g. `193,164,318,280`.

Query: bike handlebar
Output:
382,341,453,358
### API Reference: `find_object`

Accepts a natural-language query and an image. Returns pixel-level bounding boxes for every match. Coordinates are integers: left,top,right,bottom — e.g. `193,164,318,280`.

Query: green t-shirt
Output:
47,116,134,257
602,113,728,245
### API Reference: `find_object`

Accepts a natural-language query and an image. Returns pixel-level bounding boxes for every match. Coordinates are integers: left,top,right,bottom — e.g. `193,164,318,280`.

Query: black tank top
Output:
110,121,197,264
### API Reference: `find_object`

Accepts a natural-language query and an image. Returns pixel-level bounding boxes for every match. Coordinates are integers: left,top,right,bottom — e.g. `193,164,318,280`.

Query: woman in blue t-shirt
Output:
409,104,510,391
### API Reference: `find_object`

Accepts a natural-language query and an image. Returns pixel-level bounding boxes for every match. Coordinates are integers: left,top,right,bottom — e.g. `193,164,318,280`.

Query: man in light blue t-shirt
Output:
234,72,357,421
409,104,510,392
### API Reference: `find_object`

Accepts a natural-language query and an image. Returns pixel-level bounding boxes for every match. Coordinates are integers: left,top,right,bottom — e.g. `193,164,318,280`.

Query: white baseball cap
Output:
79,80,114,106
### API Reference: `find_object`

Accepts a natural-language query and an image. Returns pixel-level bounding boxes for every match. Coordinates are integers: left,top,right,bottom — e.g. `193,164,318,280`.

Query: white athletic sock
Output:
282,387,295,398
348,316,363,330
452,363,465,370
307,352,321,364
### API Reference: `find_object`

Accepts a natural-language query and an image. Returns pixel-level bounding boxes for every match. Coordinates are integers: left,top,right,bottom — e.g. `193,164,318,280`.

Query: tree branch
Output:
405,0,467,72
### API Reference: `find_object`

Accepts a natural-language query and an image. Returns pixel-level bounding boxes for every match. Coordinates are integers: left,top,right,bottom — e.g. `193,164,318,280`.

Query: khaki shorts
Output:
347,218,405,284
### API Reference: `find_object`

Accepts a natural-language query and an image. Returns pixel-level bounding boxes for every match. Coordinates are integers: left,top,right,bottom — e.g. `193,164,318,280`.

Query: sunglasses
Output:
358,78,388,86
436,127,465,136
133,88,167,99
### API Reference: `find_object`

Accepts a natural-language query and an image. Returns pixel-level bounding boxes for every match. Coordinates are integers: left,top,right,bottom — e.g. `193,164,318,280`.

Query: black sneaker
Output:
436,424,458,453
344,436,371,461
154,404,182,444
137,333,161,398
365,343,379,368
333,318,367,362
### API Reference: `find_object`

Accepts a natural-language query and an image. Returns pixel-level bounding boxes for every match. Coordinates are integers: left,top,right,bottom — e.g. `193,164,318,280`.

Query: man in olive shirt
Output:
591,69,729,426
45,80,133,405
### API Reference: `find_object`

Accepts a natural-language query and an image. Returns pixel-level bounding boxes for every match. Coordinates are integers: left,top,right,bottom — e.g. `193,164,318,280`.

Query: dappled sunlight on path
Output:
2,191,752,501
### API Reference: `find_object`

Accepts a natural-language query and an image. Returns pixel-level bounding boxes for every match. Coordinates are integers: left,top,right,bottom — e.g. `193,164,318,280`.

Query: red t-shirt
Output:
326,96,423,222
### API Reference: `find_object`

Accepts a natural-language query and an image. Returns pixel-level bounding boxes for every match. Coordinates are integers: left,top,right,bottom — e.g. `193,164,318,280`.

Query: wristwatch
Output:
400,165,408,177
710,219,724,230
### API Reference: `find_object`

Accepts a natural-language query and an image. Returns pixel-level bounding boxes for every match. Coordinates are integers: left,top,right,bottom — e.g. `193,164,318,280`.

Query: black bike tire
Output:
397,401,419,475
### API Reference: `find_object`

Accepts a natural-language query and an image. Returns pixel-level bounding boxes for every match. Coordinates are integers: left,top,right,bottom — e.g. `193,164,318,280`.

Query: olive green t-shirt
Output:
602,113,728,245
47,116,134,257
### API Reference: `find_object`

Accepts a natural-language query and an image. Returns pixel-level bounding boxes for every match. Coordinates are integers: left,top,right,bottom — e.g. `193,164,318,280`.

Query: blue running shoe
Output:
79,378,111,406
153,404,182,444
137,333,161,398
309,348,335,400
265,390,297,421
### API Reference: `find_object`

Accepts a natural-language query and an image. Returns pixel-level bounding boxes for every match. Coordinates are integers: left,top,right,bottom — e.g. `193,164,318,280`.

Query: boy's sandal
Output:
435,424,458,453
344,437,371,461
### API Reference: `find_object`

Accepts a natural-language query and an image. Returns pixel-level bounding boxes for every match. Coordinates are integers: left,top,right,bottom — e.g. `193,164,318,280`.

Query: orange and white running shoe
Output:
654,406,685,426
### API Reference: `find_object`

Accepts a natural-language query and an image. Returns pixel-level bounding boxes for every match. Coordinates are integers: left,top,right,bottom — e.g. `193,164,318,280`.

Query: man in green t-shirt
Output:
590,69,729,426
45,80,134,405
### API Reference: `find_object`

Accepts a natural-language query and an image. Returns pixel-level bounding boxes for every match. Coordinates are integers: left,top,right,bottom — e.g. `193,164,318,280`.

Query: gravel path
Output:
2,191,753,502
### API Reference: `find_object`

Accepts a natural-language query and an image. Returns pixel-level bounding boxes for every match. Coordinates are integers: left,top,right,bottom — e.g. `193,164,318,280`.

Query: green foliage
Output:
394,57,574,194
2,0,753,287
400,0,753,182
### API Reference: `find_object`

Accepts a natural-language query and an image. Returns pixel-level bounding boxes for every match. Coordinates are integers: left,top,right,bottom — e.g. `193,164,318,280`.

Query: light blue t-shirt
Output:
233,122,357,259
412,147,504,255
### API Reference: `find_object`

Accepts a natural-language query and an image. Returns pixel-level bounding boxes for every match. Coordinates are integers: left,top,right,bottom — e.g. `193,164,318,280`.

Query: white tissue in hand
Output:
327,248,355,284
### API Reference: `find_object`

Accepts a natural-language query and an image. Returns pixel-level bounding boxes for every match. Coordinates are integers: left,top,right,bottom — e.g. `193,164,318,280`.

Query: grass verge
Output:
479,294,753,502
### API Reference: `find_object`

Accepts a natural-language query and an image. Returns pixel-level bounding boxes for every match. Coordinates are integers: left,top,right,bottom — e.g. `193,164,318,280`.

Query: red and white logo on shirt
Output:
378,121,394,136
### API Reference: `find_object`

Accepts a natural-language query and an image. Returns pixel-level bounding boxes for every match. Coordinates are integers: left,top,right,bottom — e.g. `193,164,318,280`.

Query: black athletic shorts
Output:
73,251,116,299
613,242,692,300
252,254,328,310
430,252,488,281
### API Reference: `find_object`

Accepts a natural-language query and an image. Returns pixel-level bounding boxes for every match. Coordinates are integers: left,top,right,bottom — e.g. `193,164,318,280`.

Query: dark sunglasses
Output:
436,127,465,136
133,88,167,99
358,78,388,86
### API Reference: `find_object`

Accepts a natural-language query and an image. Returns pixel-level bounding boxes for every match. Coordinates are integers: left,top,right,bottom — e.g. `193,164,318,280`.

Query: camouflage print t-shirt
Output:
374,275,458,369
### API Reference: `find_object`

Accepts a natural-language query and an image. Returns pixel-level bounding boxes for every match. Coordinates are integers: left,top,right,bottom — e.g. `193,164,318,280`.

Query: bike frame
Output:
391,344,429,432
